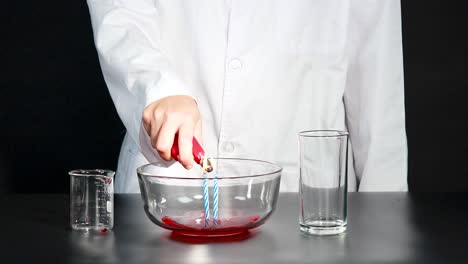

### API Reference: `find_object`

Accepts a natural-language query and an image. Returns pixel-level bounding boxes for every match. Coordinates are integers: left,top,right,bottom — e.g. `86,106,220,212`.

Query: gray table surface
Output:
1,193,467,263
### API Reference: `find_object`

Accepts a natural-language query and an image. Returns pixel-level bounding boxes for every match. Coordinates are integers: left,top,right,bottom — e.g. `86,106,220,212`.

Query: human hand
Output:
142,95,202,169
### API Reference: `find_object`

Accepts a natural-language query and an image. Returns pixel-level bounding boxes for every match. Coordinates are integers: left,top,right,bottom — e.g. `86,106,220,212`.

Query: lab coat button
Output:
229,59,242,71
222,142,235,153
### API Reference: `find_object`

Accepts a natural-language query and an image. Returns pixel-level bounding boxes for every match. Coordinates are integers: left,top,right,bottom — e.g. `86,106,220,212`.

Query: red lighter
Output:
171,134,213,172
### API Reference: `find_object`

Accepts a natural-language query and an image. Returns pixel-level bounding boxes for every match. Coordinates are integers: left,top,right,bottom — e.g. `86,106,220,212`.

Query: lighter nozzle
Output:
201,157,214,173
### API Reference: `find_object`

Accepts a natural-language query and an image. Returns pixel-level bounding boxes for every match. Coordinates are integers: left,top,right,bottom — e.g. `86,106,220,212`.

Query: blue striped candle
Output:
213,173,219,225
202,174,210,227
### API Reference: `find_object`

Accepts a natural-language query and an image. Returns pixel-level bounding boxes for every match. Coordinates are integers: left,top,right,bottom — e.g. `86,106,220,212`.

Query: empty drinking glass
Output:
298,130,348,235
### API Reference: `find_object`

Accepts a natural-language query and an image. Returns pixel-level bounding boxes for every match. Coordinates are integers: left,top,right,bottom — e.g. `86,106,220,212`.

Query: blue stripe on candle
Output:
213,173,219,225
202,174,210,227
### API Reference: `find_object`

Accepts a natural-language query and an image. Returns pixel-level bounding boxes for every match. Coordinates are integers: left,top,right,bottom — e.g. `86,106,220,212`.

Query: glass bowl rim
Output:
137,158,282,180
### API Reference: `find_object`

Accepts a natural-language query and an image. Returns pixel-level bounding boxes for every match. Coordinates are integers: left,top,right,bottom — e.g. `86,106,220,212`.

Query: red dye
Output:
100,228,108,233
161,213,261,237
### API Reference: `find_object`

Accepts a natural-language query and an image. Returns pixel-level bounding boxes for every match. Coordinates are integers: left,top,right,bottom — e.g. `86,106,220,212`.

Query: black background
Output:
1,1,467,193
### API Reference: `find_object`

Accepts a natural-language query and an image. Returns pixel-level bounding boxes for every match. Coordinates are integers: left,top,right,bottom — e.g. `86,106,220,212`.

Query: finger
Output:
143,119,150,136
156,120,179,161
142,104,157,134
150,109,164,150
178,121,196,169
194,119,203,146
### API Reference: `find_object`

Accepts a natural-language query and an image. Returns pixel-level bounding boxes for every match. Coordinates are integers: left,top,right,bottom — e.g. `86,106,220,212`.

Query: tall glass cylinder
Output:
298,130,348,235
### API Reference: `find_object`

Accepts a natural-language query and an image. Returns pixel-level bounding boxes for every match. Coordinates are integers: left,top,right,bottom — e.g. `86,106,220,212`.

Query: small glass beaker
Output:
69,169,114,231
298,130,348,235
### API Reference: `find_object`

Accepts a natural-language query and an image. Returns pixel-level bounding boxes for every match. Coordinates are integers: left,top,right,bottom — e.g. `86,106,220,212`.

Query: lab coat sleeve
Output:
344,0,408,191
87,0,192,162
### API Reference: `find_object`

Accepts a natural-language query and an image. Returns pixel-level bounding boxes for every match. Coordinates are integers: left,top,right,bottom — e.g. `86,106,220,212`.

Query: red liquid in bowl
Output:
161,212,262,237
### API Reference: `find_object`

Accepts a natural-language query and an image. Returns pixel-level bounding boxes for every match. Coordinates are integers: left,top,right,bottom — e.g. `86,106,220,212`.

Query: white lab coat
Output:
87,0,407,193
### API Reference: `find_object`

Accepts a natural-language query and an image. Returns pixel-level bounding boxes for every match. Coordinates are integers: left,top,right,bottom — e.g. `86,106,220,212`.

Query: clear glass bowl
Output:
137,158,282,237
